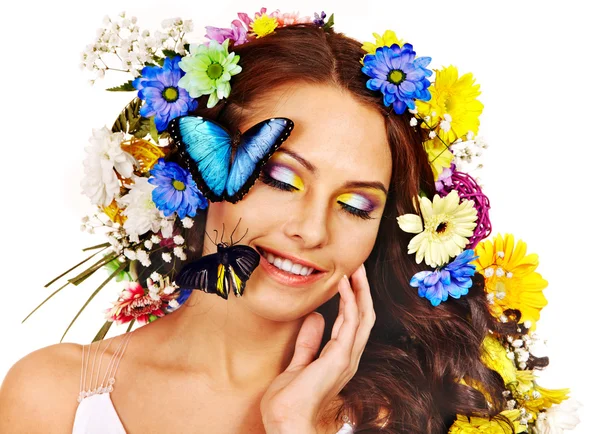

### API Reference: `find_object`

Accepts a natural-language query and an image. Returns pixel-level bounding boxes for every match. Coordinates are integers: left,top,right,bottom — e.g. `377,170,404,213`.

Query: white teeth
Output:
263,249,316,276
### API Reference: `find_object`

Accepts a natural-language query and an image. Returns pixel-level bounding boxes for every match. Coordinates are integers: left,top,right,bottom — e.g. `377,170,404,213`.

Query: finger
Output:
285,312,325,372
331,280,346,340
334,272,360,357
348,264,376,363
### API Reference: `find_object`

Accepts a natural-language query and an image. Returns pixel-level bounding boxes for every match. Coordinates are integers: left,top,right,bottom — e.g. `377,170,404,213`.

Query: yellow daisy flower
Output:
481,335,517,385
251,13,278,38
361,29,404,55
424,137,454,180
449,410,527,433
397,190,477,267
416,65,484,144
474,234,548,331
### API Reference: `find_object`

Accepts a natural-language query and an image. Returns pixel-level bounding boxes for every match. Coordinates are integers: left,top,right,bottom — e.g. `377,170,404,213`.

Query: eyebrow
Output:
275,148,389,196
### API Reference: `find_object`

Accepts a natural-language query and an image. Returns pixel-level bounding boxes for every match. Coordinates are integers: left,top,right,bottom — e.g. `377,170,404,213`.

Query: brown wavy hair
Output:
166,24,547,433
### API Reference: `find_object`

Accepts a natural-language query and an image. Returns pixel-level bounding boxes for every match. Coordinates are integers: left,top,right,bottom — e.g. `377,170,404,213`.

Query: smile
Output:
255,246,327,287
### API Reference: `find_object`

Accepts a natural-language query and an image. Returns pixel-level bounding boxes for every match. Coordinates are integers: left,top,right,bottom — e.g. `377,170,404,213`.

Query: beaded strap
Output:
77,332,133,403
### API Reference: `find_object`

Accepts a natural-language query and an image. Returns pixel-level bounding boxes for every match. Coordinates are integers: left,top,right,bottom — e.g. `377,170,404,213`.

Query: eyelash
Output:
259,171,375,220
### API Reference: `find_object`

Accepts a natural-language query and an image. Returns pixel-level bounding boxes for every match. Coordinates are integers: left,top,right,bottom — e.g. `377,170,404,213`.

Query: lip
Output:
258,254,327,287
255,245,327,272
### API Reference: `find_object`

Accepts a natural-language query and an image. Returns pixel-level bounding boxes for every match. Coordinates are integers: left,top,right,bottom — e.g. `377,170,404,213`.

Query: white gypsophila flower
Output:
123,248,136,260
173,235,185,245
160,217,175,238
183,20,194,32
173,246,185,259
150,272,161,281
144,240,153,249
181,216,194,228
162,252,172,263
410,117,418,127
118,176,162,239
81,127,137,207
534,399,582,434
150,234,161,244
428,130,437,139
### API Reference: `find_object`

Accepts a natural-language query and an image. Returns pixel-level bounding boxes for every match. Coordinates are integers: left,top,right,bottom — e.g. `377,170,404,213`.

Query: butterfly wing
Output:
225,245,261,297
225,118,294,203
174,253,221,296
168,116,232,202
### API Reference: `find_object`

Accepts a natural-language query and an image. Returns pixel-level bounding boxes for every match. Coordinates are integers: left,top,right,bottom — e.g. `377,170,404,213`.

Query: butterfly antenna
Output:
213,229,219,245
230,218,242,245
205,230,217,246
220,223,225,244
233,227,249,245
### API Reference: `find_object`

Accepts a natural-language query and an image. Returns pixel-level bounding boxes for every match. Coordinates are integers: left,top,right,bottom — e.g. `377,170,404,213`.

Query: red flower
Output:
105,282,167,325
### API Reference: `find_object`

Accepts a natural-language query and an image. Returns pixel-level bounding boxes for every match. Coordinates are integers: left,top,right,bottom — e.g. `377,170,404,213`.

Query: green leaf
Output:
44,247,109,288
323,13,335,30
82,242,111,252
148,116,160,143
21,281,70,324
68,252,119,286
92,321,113,343
106,81,136,92
126,319,135,332
162,49,178,58
112,97,143,134
104,255,132,283
60,262,127,343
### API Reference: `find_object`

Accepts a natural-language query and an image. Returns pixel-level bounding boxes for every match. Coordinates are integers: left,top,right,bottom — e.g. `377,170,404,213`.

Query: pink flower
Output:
272,11,312,26
205,19,248,46
105,282,169,325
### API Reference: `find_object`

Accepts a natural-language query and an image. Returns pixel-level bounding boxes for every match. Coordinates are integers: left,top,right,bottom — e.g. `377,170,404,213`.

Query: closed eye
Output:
260,171,375,220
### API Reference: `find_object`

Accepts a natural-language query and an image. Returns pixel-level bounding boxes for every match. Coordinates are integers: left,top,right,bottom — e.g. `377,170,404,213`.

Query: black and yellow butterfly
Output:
174,225,260,300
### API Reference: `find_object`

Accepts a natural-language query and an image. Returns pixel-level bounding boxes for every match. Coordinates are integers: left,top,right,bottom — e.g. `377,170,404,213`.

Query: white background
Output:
1,0,597,431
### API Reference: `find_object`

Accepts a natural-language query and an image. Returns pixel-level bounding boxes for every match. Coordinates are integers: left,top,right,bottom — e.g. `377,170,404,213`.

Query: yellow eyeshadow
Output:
337,193,374,211
268,165,305,190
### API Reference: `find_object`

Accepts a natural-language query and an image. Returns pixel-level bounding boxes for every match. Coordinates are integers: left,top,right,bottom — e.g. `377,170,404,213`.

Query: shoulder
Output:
0,341,85,433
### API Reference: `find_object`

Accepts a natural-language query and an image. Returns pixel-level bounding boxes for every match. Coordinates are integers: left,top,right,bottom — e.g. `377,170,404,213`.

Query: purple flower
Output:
410,250,477,306
313,11,327,27
362,43,433,114
437,171,492,249
149,159,208,218
435,164,455,192
132,56,198,132
205,19,248,46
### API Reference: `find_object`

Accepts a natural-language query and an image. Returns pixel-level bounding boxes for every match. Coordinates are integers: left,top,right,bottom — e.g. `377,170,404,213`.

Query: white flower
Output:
173,235,185,245
168,299,180,309
396,190,477,267
151,234,161,244
534,399,582,434
81,127,137,207
150,272,161,281
144,240,153,249
183,20,194,32
162,252,172,263
173,246,185,259
409,117,418,127
118,176,162,239
428,130,437,139
181,217,194,228
123,248,136,260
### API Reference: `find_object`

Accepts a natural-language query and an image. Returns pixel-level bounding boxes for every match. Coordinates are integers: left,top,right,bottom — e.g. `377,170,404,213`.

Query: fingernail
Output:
341,274,349,286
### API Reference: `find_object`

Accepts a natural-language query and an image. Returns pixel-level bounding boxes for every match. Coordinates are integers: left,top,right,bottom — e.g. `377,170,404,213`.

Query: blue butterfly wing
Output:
168,116,232,201
225,118,294,203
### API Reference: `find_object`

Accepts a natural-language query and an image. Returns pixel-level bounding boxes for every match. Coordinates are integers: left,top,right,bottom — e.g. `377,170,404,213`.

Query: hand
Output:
260,263,376,433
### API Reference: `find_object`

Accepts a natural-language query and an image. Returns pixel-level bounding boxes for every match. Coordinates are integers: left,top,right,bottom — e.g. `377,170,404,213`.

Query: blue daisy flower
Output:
149,158,208,218
409,249,478,306
132,56,198,132
362,43,433,114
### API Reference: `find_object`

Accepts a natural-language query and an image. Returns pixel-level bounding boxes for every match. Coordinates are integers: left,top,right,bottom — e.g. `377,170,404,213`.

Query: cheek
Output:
334,225,379,274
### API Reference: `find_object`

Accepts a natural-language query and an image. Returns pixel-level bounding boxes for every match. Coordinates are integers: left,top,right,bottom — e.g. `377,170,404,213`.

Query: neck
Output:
155,289,305,392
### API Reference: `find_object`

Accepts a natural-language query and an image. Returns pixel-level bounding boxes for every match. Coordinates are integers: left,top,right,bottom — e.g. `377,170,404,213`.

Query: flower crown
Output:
25,9,578,431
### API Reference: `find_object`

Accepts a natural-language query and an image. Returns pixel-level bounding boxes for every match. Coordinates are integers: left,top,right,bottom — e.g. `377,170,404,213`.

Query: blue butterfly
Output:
168,116,294,203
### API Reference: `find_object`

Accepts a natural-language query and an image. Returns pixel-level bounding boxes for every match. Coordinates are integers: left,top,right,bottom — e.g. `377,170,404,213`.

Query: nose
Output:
282,191,330,249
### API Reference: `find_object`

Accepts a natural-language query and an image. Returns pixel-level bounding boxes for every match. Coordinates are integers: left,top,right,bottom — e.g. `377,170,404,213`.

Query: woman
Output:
0,11,557,434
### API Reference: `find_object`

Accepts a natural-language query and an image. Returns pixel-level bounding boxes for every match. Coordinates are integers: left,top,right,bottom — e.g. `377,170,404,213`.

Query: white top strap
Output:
77,332,133,403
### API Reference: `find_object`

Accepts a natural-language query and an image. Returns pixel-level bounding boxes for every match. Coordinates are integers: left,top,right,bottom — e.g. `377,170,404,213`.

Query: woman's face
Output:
205,83,392,320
